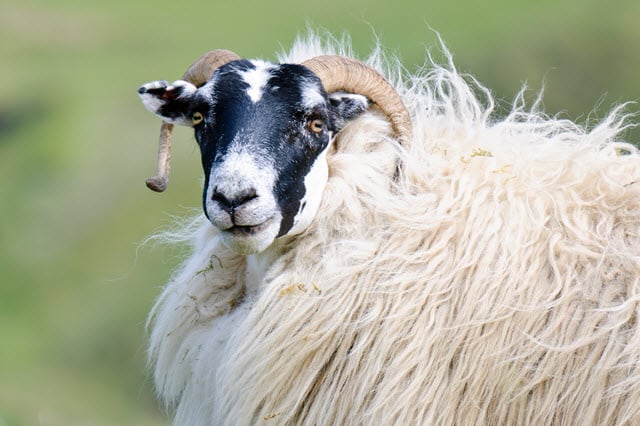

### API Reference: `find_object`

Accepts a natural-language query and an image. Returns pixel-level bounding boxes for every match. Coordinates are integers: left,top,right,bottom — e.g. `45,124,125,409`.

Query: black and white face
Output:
138,59,368,254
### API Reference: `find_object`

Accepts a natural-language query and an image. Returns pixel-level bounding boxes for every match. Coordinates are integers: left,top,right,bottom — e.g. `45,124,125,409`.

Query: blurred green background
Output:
1,0,639,424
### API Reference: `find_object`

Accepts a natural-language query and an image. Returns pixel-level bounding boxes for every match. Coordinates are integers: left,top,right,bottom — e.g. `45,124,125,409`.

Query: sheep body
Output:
148,34,640,425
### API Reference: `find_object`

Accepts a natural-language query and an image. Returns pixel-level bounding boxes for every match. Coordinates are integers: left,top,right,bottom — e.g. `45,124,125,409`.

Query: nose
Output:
211,186,258,214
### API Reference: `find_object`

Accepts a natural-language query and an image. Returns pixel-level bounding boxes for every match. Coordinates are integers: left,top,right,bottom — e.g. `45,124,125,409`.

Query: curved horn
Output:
302,55,412,143
146,49,241,192
182,49,243,87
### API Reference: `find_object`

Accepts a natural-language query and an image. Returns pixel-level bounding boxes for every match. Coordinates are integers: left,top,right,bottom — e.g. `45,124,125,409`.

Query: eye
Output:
308,118,324,133
192,112,204,125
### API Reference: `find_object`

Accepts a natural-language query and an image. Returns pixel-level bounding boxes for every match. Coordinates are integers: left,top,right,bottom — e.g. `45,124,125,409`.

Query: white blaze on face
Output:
301,83,326,109
238,60,274,103
287,141,331,236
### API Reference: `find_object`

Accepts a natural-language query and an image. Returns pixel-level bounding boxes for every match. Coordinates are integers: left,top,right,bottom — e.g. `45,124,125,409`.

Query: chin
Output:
219,221,281,255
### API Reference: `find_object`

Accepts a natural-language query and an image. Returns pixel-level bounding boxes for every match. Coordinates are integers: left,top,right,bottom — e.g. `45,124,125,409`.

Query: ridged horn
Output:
146,49,241,192
302,55,412,143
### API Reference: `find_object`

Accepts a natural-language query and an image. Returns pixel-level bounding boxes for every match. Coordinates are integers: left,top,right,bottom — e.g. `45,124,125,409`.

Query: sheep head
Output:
138,50,412,254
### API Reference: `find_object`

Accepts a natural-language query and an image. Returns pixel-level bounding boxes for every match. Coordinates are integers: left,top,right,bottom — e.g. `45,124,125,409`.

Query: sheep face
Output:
138,59,368,254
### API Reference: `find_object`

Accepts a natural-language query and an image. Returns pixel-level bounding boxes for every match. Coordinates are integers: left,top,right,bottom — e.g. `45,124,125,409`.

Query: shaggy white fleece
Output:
148,32,640,425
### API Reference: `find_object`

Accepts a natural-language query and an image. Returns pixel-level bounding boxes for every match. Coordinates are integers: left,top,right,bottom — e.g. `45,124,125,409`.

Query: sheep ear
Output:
329,92,369,132
137,80,197,127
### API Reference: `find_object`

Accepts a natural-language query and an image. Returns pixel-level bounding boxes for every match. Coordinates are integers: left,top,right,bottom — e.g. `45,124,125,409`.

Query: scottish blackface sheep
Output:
137,33,640,425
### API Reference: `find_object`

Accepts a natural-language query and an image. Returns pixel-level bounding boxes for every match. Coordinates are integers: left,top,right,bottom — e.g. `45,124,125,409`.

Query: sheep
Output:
138,33,640,425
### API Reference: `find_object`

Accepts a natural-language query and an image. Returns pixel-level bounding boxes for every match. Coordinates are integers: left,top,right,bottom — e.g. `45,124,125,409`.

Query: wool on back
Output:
148,33,640,425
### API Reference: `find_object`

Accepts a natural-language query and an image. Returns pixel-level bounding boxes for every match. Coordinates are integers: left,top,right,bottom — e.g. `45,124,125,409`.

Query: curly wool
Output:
147,33,640,425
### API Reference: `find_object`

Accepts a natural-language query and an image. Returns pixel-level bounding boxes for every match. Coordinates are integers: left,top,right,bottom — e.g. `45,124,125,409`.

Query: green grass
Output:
1,0,639,424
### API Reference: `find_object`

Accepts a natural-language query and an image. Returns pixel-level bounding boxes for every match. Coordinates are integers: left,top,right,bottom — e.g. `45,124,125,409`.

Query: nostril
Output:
211,189,232,210
211,186,258,212
236,188,258,205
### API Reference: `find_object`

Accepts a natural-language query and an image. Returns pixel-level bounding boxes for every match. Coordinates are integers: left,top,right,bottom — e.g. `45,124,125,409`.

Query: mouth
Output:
225,217,275,236
215,214,281,254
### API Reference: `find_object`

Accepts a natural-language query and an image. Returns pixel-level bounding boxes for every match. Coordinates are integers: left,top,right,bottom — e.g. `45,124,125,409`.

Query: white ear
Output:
137,80,198,126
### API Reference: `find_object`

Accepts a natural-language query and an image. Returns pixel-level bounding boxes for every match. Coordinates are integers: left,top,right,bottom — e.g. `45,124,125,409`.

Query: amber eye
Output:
308,119,324,133
192,112,204,125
